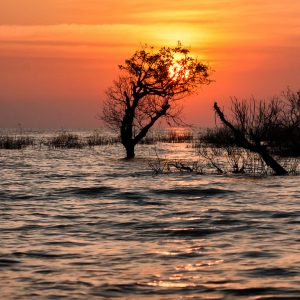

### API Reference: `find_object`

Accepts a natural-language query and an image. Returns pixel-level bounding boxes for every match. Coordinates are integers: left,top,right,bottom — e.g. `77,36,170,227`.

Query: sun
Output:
168,62,190,81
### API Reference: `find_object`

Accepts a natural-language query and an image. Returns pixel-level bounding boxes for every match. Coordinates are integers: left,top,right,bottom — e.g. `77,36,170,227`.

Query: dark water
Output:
0,136,300,299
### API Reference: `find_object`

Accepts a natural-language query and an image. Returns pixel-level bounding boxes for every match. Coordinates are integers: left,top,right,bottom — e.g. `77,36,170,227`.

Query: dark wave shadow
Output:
152,187,235,197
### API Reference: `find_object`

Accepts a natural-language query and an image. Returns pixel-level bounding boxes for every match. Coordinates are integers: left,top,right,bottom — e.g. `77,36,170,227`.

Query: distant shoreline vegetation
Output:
0,127,299,175
0,128,195,150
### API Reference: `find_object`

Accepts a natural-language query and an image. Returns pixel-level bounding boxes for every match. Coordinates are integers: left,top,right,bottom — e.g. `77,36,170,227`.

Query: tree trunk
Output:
120,107,135,159
257,146,288,175
125,142,135,159
119,98,170,159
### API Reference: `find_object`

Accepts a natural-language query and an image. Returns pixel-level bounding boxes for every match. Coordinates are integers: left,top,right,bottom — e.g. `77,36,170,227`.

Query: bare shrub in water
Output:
45,132,83,149
0,135,34,149
149,159,204,175
86,132,120,147
196,144,299,175
150,143,299,176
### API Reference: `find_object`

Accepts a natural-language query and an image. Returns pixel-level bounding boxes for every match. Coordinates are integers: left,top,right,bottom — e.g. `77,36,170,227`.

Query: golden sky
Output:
0,0,299,128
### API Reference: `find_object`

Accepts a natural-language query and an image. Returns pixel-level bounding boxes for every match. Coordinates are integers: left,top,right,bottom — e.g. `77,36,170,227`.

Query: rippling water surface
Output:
0,131,299,299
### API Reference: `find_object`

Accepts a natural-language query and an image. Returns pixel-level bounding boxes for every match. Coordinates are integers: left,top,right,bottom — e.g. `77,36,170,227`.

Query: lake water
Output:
0,130,299,299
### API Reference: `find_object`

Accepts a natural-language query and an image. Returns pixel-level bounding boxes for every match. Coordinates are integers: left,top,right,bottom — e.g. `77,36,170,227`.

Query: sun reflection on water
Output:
146,280,197,288
176,260,224,271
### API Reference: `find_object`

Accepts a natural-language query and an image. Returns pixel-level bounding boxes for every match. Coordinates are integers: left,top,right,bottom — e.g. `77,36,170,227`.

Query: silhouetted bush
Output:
162,130,194,143
45,133,83,149
141,129,194,144
197,127,235,147
86,132,120,147
265,127,300,157
0,135,34,149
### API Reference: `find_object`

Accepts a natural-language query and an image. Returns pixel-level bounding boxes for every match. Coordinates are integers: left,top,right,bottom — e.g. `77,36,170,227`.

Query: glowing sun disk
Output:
169,62,190,80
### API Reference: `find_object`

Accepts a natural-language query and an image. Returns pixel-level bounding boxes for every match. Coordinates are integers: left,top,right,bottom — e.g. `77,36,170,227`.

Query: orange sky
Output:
0,0,299,128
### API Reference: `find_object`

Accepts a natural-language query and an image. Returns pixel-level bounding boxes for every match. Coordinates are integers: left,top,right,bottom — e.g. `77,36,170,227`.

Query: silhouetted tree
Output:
102,43,211,158
213,101,287,175
213,90,300,175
